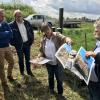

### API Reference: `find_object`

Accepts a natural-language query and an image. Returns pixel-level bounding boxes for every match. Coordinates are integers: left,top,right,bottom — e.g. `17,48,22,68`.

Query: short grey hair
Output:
94,19,100,29
0,8,5,15
13,9,22,17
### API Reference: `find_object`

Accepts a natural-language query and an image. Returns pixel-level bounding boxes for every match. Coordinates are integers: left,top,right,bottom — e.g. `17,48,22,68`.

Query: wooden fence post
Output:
85,32,87,50
59,8,64,33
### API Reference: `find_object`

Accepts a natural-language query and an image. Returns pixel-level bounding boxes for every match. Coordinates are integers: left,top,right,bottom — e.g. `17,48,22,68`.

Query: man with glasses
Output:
9,9,34,77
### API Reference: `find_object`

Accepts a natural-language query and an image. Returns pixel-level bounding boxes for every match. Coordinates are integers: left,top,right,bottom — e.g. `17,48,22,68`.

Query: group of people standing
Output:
0,8,100,100
0,8,34,92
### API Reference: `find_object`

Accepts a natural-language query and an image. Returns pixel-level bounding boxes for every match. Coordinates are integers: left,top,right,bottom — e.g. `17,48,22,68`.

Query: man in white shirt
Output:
9,10,34,77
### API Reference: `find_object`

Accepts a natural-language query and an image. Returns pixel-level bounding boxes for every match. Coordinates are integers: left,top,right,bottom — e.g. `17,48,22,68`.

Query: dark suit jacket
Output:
9,20,34,50
95,52,100,82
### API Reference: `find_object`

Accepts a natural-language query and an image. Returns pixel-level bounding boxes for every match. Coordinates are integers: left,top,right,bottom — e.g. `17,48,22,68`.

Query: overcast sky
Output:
1,0,100,19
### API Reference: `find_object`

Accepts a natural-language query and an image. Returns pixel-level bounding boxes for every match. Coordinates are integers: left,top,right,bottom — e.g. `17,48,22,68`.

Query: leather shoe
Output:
2,83,10,92
7,76,16,82
27,72,34,77
49,89,55,95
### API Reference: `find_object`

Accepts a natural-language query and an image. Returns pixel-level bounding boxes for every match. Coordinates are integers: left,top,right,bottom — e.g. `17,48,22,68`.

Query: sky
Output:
0,0,100,19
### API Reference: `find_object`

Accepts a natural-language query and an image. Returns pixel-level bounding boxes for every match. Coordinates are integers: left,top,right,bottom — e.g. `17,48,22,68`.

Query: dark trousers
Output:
46,64,63,94
16,43,31,75
88,81,100,100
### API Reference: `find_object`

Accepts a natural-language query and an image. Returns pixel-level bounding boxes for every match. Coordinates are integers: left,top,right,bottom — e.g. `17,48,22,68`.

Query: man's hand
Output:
86,51,96,58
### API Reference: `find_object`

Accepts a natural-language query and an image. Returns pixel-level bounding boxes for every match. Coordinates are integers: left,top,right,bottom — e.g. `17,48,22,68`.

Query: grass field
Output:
0,22,95,100
63,22,95,50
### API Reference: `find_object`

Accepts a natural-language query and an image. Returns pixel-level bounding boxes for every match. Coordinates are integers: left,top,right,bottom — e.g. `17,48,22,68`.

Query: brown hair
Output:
41,22,52,32
94,19,100,29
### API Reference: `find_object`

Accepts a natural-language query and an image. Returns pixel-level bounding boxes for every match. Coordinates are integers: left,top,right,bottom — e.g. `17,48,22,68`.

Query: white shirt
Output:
94,40,100,54
17,21,28,42
45,38,57,65
90,40,100,82
0,23,1,27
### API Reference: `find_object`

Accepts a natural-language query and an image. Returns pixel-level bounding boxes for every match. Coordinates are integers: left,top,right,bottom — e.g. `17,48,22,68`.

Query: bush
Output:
0,4,35,22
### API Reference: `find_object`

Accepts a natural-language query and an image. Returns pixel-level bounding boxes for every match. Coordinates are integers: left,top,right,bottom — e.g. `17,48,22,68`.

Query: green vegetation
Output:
0,33,90,100
0,4,35,22
0,4,96,100
63,22,95,50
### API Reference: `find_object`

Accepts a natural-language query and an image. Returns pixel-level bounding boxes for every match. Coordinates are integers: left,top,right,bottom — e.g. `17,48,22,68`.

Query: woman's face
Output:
44,27,52,38
93,27,100,40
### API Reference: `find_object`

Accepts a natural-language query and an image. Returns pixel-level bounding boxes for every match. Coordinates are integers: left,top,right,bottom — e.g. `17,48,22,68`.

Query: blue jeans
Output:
17,42,31,75
88,81,100,100
46,64,63,94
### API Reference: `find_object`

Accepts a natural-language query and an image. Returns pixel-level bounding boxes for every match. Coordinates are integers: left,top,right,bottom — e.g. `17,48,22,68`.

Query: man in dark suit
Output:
9,9,34,76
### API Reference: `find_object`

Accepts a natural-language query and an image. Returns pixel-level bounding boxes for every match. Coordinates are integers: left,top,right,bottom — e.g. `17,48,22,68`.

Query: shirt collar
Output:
16,20,24,24
96,40,100,47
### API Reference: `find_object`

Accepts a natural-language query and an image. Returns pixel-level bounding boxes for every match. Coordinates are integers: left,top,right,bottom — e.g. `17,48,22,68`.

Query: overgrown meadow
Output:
0,4,95,100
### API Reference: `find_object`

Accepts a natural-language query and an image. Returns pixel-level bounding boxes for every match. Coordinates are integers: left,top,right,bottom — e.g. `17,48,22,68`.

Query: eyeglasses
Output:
16,16,22,18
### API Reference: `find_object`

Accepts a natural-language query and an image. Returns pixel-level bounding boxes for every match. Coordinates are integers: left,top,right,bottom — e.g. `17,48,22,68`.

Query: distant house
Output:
63,20,81,28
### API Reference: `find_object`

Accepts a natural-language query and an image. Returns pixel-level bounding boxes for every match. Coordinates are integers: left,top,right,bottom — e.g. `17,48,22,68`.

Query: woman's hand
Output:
65,37,73,44
31,57,43,69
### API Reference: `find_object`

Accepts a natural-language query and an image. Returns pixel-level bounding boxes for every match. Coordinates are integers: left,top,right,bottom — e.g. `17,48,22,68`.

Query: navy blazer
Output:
95,52,100,82
0,21,13,48
9,20,34,50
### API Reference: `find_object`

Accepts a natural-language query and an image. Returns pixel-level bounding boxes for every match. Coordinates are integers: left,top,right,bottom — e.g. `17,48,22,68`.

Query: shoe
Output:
27,72,34,77
2,83,11,97
58,94,63,97
7,76,16,82
49,89,55,95
57,94,65,100
2,83,9,92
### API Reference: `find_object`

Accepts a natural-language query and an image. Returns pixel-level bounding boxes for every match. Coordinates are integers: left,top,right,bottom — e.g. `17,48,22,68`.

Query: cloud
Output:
23,0,59,18
23,0,100,19
1,0,100,19
48,0,100,14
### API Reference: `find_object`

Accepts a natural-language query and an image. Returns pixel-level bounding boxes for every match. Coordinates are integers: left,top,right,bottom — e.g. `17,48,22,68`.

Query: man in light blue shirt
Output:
86,20,100,100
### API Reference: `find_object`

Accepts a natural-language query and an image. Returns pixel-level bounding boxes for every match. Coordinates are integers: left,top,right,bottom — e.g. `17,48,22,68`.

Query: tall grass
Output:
63,22,95,51
0,4,95,99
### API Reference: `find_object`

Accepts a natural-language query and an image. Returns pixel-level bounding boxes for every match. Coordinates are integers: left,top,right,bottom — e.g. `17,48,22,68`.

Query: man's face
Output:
93,27,100,40
0,12,5,22
15,12,23,23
